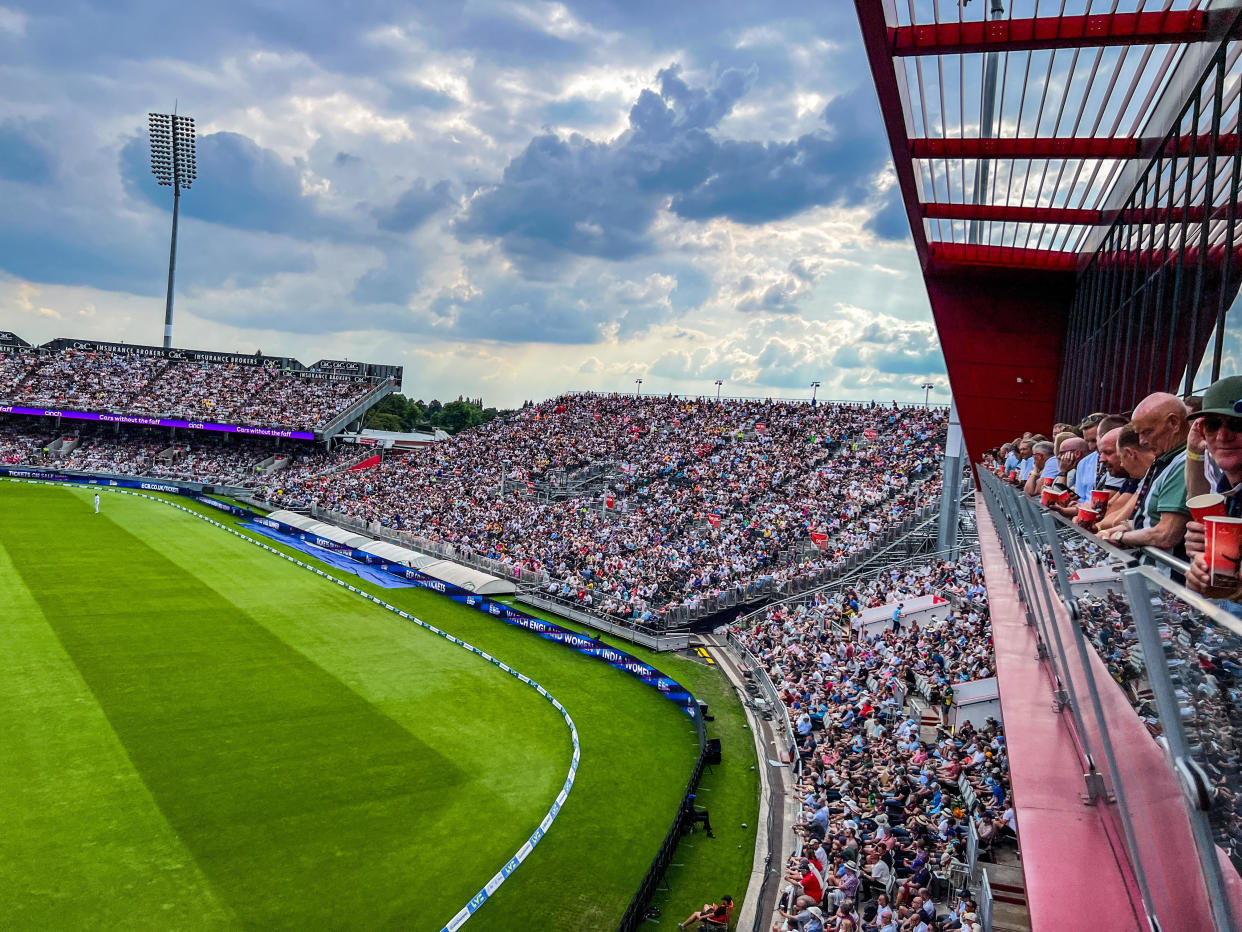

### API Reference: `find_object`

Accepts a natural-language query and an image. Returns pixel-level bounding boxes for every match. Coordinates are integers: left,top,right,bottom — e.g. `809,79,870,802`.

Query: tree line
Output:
363,394,513,435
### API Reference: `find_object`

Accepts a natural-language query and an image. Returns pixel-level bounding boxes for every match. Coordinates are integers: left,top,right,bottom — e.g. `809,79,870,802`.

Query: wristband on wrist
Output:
1187,451,1204,462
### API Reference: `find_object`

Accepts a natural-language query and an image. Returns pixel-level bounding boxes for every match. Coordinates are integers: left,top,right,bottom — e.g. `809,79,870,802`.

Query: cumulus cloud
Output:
456,65,896,265
642,312,945,395
0,0,948,405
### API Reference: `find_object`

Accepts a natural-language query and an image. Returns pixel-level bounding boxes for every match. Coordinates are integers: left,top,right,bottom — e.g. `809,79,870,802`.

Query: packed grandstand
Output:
0,369,948,632
730,550,1012,931
0,334,399,435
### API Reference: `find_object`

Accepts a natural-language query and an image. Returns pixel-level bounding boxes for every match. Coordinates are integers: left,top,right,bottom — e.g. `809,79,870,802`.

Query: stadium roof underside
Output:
856,0,1242,455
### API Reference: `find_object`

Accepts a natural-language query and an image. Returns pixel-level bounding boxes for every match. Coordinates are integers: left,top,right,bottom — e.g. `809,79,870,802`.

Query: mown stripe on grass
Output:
95,484,586,932
0,542,235,930
0,488,472,928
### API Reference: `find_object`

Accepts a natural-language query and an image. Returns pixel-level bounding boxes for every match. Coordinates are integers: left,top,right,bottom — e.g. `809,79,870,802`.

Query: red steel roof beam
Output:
892,11,1212,57
923,203,1103,225
921,203,1224,225
927,243,1081,272
910,134,1240,160
929,242,1242,272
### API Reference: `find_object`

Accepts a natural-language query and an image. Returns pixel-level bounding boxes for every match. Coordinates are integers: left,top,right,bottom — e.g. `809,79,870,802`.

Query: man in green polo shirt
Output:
1100,392,1190,558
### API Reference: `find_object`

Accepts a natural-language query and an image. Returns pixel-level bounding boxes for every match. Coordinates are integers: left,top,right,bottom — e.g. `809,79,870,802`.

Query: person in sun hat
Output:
1184,376,1242,604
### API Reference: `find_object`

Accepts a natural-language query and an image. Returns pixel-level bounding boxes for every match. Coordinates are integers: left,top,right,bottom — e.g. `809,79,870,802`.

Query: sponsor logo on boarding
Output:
488,604,500,615
446,907,471,931
468,891,488,912
139,483,179,493
518,841,533,861
484,873,504,896
529,827,544,845
502,856,520,877
499,662,510,672
540,814,554,832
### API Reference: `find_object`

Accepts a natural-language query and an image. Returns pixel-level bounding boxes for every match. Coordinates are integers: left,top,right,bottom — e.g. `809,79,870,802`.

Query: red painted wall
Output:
925,265,1076,459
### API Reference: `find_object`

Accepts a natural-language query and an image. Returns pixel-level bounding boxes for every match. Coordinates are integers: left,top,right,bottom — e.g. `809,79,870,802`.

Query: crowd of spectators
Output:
731,553,1008,932
1,348,377,431
0,421,54,465
0,419,326,488
261,393,947,626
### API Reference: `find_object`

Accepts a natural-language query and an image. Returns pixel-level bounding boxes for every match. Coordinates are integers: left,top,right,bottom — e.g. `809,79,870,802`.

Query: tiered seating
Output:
2,348,376,431
261,394,948,626
733,552,1013,930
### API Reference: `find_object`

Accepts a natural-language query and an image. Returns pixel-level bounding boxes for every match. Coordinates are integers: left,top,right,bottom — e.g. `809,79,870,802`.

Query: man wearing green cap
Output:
1184,375,1242,599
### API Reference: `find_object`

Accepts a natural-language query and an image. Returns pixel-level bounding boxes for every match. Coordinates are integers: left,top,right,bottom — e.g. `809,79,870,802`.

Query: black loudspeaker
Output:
705,738,722,765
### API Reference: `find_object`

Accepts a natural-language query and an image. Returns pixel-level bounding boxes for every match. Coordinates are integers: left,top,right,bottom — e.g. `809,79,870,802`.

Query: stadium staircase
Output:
318,377,397,441
530,461,620,499
49,434,81,458
984,859,1031,932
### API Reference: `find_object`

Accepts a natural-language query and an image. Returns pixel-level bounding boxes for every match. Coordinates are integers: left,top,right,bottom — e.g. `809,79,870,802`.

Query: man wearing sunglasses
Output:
1183,376,1242,599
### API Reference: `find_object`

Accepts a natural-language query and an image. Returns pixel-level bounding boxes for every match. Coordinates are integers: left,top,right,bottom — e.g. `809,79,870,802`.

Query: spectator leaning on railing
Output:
1090,426,1140,533
1020,441,1056,498
1098,392,1190,558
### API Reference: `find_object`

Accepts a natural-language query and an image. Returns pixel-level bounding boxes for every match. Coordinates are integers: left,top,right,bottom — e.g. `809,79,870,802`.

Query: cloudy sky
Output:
0,0,947,407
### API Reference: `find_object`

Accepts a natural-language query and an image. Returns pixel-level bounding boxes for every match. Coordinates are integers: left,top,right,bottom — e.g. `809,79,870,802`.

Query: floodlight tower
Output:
148,112,197,348
810,380,821,405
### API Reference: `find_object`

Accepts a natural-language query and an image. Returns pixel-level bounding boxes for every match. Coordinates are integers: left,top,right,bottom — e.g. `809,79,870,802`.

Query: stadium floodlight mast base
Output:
148,110,197,349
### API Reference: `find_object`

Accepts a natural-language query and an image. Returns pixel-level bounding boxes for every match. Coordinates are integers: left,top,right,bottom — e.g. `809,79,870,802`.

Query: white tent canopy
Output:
268,510,317,530
422,560,515,596
359,540,421,566
264,510,515,596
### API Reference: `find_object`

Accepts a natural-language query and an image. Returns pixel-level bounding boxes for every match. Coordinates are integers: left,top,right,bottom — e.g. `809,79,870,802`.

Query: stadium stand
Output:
731,551,1009,931
0,421,329,488
988,388,1242,877
0,334,400,435
260,393,948,629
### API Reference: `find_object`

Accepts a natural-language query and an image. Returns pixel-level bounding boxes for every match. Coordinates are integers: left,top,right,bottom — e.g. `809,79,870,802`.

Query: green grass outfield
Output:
1,481,758,930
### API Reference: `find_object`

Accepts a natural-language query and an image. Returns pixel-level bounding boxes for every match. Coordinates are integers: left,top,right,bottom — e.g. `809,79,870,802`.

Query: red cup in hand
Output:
1187,493,1227,523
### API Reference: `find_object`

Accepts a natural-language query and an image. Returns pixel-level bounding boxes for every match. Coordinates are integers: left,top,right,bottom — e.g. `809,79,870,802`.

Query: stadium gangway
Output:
975,471,1242,931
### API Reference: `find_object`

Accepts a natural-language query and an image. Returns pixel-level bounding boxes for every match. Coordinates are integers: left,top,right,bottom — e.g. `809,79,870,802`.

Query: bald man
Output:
1100,393,1190,555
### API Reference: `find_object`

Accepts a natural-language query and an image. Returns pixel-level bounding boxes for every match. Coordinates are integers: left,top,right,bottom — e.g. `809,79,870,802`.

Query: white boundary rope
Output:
7,480,577,932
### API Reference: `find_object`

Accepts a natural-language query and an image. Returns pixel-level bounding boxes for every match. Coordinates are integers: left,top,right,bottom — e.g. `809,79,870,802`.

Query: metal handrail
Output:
977,468,1242,931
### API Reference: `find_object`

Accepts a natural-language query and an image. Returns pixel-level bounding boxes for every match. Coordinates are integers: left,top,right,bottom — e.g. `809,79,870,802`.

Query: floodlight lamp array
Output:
148,112,197,189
